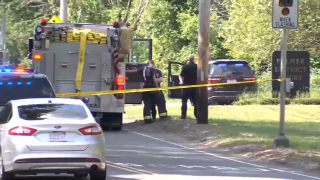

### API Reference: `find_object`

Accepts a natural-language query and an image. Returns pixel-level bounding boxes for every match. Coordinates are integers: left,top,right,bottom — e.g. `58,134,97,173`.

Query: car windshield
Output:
18,104,88,120
210,62,254,76
0,77,55,105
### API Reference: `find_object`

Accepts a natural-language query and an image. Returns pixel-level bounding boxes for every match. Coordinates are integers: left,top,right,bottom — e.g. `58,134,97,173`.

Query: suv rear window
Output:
0,77,55,105
210,62,254,76
18,104,88,120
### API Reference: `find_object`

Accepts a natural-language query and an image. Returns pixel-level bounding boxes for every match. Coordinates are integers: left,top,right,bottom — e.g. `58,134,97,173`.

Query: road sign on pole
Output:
272,0,300,148
272,0,299,29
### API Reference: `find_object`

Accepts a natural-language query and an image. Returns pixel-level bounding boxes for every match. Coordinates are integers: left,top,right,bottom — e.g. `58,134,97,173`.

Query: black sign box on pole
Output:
272,51,310,98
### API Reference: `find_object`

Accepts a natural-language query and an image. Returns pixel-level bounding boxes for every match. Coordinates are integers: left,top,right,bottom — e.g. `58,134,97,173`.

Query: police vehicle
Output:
168,59,257,105
0,67,56,110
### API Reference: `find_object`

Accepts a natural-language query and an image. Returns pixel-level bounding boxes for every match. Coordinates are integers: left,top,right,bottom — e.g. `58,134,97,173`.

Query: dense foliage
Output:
2,0,320,94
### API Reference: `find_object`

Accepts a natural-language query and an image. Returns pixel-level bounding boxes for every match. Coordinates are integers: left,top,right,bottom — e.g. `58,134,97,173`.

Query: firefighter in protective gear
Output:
126,60,168,123
148,60,169,120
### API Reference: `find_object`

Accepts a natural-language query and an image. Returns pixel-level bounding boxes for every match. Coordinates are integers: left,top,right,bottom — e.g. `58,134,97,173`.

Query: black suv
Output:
207,59,257,104
167,59,257,105
0,67,56,107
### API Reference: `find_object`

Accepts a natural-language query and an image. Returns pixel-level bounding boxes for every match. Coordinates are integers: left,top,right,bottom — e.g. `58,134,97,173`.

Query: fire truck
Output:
27,19,145,131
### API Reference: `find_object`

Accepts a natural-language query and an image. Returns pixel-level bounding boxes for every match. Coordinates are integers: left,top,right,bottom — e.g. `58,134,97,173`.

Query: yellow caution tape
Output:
75,30,88,91
56,78,284,97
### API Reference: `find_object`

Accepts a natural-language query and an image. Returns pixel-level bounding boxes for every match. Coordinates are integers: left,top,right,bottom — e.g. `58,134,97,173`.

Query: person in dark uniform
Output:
126,60,168,123
179,54,198,119
148,60,168,120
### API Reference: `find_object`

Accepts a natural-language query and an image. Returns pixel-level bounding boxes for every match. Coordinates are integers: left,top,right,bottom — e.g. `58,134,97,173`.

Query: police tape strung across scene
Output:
56,78,285,97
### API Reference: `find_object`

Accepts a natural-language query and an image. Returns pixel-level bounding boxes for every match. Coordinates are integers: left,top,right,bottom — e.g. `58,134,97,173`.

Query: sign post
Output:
272,0,299,148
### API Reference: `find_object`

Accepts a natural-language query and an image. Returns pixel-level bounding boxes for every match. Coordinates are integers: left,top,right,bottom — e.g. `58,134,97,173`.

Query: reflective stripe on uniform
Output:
142,67,147,82
159,112,167,117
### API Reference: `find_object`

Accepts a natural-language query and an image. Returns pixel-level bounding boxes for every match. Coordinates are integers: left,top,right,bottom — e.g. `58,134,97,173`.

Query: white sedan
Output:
0,98,106,180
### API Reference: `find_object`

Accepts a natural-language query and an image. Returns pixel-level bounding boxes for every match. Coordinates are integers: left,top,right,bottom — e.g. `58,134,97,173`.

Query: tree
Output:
221,0,320,72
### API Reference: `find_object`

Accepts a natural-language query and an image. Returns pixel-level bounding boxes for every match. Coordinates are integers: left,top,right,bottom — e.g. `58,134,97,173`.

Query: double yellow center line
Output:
106,160,154,175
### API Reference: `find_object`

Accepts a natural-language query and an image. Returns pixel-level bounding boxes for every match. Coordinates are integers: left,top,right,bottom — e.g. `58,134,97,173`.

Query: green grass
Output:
125,105,320,151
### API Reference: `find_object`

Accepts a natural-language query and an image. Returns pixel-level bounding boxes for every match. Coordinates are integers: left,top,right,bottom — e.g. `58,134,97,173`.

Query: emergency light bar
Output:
0,68,36,73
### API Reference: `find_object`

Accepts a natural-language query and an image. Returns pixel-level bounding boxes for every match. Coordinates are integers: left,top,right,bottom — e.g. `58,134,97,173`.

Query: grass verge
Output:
125,105,320,151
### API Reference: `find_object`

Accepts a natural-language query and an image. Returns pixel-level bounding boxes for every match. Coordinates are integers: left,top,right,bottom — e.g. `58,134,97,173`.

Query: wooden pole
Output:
196,0,210,124
60,0,68,23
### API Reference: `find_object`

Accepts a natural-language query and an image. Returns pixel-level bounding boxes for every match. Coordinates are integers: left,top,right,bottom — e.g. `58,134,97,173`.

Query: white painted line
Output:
124,128,320,180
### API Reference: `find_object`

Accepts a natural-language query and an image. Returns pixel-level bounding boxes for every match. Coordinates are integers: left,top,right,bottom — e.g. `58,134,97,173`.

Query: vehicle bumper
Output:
208,92,239,104
6,153,106,174
2,136,106,174
207,88,257,104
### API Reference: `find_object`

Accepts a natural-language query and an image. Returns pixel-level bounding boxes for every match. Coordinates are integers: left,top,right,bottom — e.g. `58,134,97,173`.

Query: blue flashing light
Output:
8,82,12,85
27,82,31,85
235,63,243,66
0,68,36,73
17,82,22,85
218,64,227,66
0,82,2,85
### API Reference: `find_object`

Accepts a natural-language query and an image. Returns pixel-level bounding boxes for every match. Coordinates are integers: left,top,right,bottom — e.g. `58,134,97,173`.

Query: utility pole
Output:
196,0,210,124
60,0,68,23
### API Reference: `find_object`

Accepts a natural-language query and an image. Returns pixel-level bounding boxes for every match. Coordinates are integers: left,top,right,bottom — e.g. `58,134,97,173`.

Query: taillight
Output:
243,77,256,81
114,76,124,99
8,126,37,136
117,85,124,90
208,77,221,84
116,77,125,84
79,125,102,135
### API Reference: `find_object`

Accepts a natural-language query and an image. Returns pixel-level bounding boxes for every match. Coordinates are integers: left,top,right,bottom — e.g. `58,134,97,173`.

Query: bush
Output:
292,98,320,105
232,71,320,105
234,98,320,105
234,98,291,105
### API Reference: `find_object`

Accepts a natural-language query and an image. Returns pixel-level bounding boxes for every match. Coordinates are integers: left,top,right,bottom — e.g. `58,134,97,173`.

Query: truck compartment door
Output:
125,63,147,104
168,61,184,99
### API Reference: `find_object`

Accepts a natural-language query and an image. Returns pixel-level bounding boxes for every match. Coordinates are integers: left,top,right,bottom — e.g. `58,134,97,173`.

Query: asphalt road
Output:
104,126,320,180
7,124,320,180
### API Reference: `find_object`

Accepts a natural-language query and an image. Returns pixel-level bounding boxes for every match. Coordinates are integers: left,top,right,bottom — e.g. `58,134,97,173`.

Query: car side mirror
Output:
252,70,255,75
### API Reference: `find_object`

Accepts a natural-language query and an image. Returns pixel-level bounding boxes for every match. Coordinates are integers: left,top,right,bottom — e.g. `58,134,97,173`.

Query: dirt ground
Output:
124,117,320,172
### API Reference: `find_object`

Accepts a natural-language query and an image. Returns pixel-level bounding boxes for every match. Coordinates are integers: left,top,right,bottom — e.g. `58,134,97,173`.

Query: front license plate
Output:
49,132,66,142
227,79,237,83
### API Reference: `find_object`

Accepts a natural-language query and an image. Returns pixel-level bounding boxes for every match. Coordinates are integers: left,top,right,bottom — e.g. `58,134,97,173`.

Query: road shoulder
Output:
124,118,320,174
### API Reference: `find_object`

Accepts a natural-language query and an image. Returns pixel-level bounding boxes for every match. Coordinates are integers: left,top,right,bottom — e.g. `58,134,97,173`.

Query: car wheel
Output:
74,172,88,179
111,124,122,131
1,161,15,180
90,169,106,180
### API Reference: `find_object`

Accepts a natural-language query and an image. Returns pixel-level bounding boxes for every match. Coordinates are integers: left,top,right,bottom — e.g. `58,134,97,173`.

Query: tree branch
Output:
122,0,133,23
131,0,149,31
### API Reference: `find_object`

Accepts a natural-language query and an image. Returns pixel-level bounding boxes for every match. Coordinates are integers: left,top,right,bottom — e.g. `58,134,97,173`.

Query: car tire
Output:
111,113,123,131
111,124,122,131
74,172,88,179
1,161,15,180
90,169,106,180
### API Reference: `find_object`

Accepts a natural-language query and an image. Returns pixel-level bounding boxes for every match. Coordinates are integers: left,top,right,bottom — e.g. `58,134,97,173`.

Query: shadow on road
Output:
9,175,139,180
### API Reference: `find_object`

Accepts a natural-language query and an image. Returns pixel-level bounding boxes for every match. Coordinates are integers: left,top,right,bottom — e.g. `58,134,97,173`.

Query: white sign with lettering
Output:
272,0,299,29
